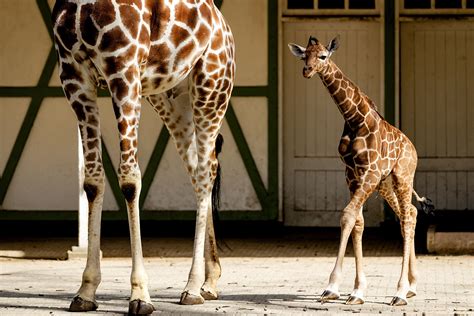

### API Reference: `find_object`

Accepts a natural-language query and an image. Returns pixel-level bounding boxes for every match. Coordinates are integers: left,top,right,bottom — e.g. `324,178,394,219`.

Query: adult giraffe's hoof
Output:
200,286,218,300
180,291,205,305
345,295,364,305
319,290,340,303
406,290,417,298
389,296,408,306
128,299,155,315
69,296,98,312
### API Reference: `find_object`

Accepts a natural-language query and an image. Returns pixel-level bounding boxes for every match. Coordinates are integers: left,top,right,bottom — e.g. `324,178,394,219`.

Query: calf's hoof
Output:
201,286,218,300
128,299,155,315
320,289,340,303
69,296,98,312
180,291,205,305
406,290,417,298
390,296,408,306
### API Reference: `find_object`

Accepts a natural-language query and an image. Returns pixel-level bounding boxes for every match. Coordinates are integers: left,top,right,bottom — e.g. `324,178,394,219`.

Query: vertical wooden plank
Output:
326,170,337,211
294,170,306,211
367,23,381,107
305,171,316,211
456,171,467,210
401,23,415,139
335,170,346,211
455,30,467,157
436,172,447,210
435,30,447,157
467,30,474,157
357,30,369,97
446,172,457,210
426,172,437,206
468,171,474,212
294,29,307,157
315,170,326,211
445,30,457,157
414,30,427,156
424,30,436,156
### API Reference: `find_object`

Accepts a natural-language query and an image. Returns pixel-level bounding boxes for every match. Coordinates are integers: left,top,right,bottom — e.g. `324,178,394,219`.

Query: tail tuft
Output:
413,190,435,216
212,134,224,214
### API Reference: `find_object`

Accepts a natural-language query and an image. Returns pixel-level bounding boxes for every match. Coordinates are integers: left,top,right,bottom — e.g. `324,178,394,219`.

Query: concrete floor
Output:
0,236,473,315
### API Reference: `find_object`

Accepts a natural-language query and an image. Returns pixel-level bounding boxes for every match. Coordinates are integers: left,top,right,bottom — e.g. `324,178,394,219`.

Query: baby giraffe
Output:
288,36,433,306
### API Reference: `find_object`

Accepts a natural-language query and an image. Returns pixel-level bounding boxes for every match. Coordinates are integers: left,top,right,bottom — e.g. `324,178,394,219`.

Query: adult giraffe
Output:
288,36,433,306
52,0,234,313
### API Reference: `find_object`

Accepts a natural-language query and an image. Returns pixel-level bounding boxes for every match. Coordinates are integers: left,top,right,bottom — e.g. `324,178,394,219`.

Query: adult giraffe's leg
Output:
107,65,154,314
147,84,222,302
390,173,417,306
57,61,104,312
321,180,376,303
180,47,234,305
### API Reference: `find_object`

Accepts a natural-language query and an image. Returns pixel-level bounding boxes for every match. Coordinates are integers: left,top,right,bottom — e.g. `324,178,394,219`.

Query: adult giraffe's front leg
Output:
56,58,104,312
180,46,234,305
108,66,154,315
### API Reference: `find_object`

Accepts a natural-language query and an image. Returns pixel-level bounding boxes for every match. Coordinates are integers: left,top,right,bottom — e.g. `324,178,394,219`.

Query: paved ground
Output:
0,236,473,315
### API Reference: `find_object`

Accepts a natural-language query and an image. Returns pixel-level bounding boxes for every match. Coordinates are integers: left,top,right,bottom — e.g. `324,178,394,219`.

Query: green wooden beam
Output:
266,0,279,216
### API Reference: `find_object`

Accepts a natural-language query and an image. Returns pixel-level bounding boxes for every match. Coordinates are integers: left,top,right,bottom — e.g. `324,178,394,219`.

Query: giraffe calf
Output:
289,36,434,306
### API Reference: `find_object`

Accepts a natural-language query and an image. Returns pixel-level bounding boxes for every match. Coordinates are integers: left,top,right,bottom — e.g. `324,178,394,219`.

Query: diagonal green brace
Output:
101,141,127,212
139,126,170,210
0,46,57,204
225,102,269,210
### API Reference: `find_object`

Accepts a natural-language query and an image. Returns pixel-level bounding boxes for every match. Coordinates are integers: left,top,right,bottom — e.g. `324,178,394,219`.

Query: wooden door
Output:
401,21,474,211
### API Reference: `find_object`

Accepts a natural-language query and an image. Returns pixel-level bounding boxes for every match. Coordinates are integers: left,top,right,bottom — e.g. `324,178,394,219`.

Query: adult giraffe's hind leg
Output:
147,83,221,301
56,60,104,312
180,39,234,305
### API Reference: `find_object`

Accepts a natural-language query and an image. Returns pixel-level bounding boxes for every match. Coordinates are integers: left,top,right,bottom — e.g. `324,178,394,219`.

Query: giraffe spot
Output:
103,47,137,77
86,127,97,138
60,63,83,84
52,1,78,50
149,1,170,41
109,78,129,101
71,102,86,121
83,183,98,202
85,152,97,162
118,120,128,134
176,42,195,67
175,2,198,29
121,183,136,203
171,25,191,48
120,139,131,151
80,4,99,46
195,23,211,45
119,5,140,38
99,26,130,52
211,29,223,50
91,1,116,27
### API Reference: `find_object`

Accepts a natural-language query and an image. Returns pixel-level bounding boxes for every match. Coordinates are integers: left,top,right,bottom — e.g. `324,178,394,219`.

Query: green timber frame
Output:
0,0,279,221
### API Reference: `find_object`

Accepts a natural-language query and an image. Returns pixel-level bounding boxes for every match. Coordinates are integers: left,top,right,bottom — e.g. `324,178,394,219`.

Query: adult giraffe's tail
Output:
212,133,224,216
413,190,435,216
